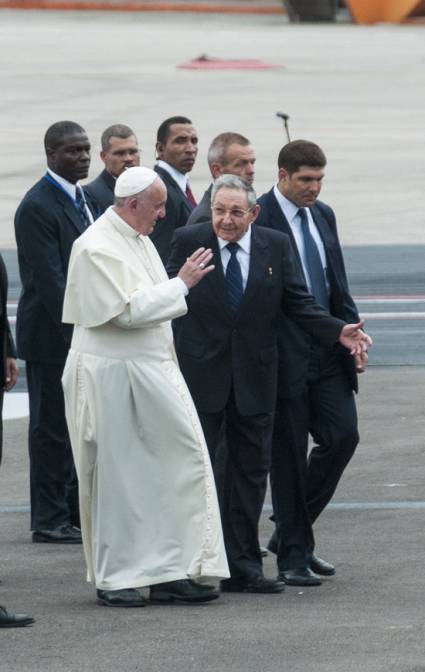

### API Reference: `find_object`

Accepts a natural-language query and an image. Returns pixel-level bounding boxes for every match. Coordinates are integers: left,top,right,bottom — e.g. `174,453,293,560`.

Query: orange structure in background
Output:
346,0,425,23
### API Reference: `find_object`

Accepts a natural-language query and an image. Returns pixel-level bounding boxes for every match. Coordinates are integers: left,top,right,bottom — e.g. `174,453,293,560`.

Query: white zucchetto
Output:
115,166,158,198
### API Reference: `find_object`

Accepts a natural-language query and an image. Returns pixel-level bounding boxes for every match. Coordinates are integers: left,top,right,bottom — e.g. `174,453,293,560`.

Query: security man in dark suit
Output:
167,174,371,594
14,120,95,544
84,123,140,214
0,252,34,627
151,116,198,263
186,132,256,227
256,140,367,586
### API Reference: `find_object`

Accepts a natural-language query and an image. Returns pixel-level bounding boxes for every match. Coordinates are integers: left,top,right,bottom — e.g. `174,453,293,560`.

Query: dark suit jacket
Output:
256,188,359,397
167,222,345,416
186,184,212,226
150,165,193,263
14,175,94,364
84,168,115,215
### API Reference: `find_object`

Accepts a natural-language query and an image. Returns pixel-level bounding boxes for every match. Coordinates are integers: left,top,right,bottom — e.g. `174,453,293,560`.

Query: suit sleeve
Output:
316,203,360,324
15,199,68,332
279,237,345,344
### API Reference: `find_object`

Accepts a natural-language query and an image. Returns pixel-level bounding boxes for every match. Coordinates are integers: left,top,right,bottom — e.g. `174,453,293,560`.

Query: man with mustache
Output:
150,116,199,263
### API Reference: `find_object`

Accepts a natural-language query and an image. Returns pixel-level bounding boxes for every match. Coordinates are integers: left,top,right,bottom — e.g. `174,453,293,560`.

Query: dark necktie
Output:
75,186,90,228
185,184,197,209
298,207,329,309
225,242,243,312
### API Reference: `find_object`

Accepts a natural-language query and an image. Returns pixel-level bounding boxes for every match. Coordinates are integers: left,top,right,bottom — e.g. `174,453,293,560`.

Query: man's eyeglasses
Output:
212,206,253,219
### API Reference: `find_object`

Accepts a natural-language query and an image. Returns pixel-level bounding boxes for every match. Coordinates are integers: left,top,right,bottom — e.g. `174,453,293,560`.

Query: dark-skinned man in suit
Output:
84,123,140,214
15,120,95,544
150,115,198,263
167,174,371,594
256,140,367,586
0,253,34,627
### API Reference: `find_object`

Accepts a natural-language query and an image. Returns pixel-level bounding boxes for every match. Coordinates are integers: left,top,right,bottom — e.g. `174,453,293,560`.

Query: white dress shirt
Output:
47,168,94,224
273,186,328,293
217,226,251,291
156,160,192,196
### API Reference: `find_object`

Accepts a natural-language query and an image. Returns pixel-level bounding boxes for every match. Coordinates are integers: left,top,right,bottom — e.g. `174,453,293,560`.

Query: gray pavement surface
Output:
1,9,425,672
1,366,425,671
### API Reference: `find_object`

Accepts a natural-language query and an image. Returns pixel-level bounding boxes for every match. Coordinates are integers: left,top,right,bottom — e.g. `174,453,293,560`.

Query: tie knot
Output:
298,208,309,227
226,242,239,256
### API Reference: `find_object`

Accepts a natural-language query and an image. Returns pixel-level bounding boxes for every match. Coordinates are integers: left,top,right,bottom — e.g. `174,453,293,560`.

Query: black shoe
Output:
279,568,322,587
260,546,269,558
309,553,336,576
0,606,34,628
32,524,82,544
220,575,285,594
266,530,278,555
96,588,148,607
150,579,219,604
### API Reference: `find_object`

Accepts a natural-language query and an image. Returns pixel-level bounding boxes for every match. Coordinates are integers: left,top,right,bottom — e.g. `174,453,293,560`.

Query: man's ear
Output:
156,141,164,160
251,203,261,223
210,162,223,180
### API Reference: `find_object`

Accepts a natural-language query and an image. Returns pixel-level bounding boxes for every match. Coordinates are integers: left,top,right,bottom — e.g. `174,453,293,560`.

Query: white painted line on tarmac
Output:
3,392,29,419
360,312,425,320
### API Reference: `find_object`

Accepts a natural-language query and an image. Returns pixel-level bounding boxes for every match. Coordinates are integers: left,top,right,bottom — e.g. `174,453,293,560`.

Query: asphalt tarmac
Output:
0,8,425,672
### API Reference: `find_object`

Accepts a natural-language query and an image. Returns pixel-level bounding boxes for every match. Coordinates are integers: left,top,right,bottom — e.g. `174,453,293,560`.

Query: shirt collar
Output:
273,185,302,223
217,225,252,253
47,168,79,201
108,206,140,238
156,160,188,193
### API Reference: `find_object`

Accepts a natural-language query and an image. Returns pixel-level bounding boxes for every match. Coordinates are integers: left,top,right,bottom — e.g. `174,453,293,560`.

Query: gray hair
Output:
207,132,250,167
101,124,137,152
211,174,257,209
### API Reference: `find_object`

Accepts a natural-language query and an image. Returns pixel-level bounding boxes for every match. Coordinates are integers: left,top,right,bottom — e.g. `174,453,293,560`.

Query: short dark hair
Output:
44,121,86,153
207,132,250,167
278,140,327,174
156,116,192,144
101,124,136,152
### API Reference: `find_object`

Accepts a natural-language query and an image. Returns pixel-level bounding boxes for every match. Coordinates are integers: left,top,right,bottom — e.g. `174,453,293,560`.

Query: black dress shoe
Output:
96,588,147,607
32,524,82,544
220,575,285,594
266,530,278,555
0,605,34,628
309,553,336,576
150,579,219,604
279,567,322,587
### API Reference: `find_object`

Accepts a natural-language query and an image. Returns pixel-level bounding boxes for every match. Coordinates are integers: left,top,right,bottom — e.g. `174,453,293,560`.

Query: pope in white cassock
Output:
62,166,229,608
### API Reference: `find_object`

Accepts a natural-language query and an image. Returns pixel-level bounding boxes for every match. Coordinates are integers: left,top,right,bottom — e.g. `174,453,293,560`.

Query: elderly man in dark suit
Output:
0,253,34,628
256,140,366,586
14,120,96,544
84,123,140,214
150,116,198,263
167,174,371,594
186,132,256,227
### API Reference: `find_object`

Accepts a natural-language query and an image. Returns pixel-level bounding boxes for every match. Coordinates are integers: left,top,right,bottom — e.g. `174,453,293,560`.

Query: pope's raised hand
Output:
178,247,215,289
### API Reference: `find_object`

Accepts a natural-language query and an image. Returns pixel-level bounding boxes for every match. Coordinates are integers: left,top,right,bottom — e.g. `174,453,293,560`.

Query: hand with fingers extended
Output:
338,320,373,357
178,247,215,289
